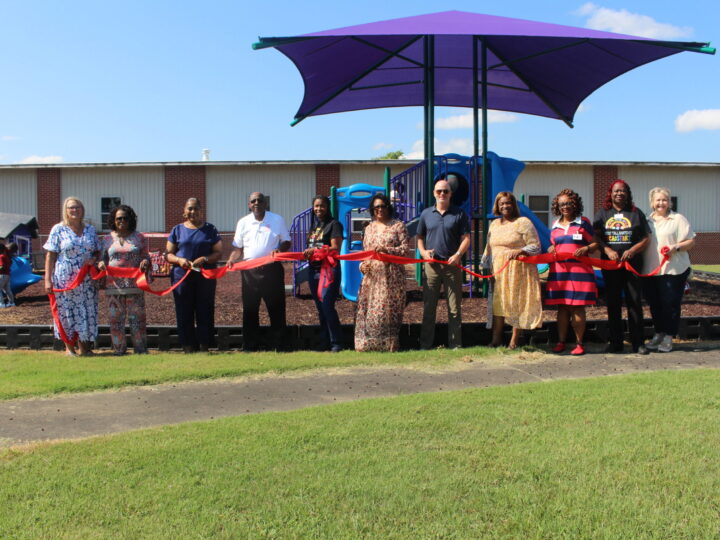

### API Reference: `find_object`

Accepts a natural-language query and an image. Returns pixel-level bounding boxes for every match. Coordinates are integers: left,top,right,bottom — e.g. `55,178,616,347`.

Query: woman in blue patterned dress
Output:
44,197,100,356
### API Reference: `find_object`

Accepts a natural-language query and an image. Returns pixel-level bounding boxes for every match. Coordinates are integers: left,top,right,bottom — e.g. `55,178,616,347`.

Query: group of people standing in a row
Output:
43,176,694,356
485,179,694,355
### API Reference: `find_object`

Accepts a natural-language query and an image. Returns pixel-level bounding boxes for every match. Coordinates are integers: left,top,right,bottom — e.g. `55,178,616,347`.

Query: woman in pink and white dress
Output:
97,205,151,355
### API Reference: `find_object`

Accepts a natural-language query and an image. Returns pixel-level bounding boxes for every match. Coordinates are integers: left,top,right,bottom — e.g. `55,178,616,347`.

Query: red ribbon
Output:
47,247,671,346
518,248,670,278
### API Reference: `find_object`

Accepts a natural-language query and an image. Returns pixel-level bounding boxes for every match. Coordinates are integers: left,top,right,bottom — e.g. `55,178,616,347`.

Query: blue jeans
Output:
642,268,690,337
308,264,342,350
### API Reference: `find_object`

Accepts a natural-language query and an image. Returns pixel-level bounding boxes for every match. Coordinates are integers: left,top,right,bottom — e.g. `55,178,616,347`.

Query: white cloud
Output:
16,155,64,164
372,142,394,151
576,3,693,39
576,103,589,113
1,135,19,142
434,111,519,130
675,109,720,132
404,138,473,159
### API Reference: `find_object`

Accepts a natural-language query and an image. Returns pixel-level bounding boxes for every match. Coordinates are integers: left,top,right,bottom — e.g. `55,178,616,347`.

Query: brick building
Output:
1,159,719,264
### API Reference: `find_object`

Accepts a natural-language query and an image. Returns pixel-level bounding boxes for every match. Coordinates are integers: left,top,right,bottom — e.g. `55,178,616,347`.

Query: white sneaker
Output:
646,333,665,350
658,335,673,353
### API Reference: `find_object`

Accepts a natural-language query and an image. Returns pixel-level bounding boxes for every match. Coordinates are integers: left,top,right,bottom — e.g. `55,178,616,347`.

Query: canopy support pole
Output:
424,35,435,204
481,39,489,297
472,36,481,294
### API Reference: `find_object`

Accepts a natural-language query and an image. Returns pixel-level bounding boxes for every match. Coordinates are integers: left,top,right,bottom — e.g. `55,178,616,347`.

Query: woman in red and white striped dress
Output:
545,189,598,355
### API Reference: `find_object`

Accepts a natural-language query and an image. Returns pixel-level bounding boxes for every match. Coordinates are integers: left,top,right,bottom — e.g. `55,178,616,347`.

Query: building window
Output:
528,195,550,227
101,196,122,231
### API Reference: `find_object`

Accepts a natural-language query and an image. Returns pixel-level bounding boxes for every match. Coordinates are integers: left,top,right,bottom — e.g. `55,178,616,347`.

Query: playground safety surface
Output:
2,269,720,327
1,341,719,447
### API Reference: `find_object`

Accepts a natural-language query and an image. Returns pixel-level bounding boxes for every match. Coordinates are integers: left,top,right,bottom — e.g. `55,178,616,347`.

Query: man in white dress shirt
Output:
227,192,291,351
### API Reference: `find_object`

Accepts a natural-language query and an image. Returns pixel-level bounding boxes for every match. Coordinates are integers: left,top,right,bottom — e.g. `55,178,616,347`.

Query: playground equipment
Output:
290,152,556,302
334,184,389,302
9,256,41,295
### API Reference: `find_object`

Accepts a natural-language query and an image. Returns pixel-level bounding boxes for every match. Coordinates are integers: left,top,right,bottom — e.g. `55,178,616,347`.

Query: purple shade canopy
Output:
254,10,713,126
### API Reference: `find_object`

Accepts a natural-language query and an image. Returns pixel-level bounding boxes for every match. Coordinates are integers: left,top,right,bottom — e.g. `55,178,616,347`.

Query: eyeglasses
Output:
373,204,388,210
435,189,449,194
558,202,575,208
250,198,265,204
67,206,82,210
115,216,129,221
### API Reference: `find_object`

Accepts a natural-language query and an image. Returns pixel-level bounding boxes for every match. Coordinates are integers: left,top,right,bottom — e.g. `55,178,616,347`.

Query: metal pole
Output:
472,36,480,293
424,35,435,201
383,166,391,195
330,185,337,219
481,40,489,297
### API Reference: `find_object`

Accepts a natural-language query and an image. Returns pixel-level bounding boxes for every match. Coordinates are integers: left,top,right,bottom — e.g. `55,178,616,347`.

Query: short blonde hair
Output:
62,197,85,226
648,187,672,210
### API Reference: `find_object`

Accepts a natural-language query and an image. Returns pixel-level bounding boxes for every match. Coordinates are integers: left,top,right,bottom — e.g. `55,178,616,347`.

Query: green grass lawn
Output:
1,369,718,538
0,347,520,400
694,264,720,273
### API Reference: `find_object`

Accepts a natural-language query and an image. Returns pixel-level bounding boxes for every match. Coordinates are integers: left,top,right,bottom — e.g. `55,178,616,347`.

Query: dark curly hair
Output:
108,204,138,232
603,179,636,211
369,193,395,220
551,189,584,218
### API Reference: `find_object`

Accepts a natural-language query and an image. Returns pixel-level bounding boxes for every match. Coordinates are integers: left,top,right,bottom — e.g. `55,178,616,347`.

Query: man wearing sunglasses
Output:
416,179,470,349
227,192,291,351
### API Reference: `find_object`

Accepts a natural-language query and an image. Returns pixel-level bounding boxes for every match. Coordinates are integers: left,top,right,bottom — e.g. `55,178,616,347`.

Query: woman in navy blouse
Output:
165,198,222,353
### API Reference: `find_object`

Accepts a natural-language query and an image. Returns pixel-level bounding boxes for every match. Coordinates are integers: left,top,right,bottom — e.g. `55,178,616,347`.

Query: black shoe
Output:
605,343,624,354
330,345,343,353
634,345,649,355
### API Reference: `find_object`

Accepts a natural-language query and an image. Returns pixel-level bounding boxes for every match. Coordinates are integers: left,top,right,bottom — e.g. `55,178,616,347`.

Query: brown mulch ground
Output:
2,265,719,327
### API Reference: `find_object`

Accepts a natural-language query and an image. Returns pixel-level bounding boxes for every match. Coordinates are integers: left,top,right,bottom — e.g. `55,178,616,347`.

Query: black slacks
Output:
172,271,216,348
602,268,644,350
241,262,286,350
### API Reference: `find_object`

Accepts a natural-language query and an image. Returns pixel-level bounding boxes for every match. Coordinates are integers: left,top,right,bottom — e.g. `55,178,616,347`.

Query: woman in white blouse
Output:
642,187,695,352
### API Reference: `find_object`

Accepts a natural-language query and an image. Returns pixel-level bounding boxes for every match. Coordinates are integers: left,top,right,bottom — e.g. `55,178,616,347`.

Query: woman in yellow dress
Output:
483,191,543,348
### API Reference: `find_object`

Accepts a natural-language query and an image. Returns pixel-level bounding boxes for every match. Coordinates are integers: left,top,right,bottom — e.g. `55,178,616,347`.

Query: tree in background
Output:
374,150,404,160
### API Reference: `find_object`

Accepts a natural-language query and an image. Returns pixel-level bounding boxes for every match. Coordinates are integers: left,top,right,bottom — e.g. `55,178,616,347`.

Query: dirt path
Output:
2,342,719,447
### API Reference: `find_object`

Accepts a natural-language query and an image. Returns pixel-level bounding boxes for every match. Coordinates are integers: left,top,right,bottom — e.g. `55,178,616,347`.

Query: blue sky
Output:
0,0,717,165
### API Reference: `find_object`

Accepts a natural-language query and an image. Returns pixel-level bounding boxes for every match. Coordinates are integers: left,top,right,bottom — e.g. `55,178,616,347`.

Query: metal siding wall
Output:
207,166,314,231
0,170,37,216
61,168,165,232
515,165,594,214
618,166,720,232
339,164,414,187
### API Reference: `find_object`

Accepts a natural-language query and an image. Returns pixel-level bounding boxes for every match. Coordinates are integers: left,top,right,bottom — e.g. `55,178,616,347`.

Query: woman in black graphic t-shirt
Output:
303,195,344,352
593,179,650,354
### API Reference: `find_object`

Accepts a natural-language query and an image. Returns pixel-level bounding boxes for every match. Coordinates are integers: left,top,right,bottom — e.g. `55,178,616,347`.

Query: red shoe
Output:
570,344,585,356
552,342,566,353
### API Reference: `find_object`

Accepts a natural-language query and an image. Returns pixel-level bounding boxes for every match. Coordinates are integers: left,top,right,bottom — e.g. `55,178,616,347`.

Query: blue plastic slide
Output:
10,256,41,295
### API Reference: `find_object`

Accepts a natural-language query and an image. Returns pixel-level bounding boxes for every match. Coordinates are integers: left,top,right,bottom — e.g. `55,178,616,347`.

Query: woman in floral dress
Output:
97,205,151,355
44,197,100,356
483,191,542,349
354,193,409,352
